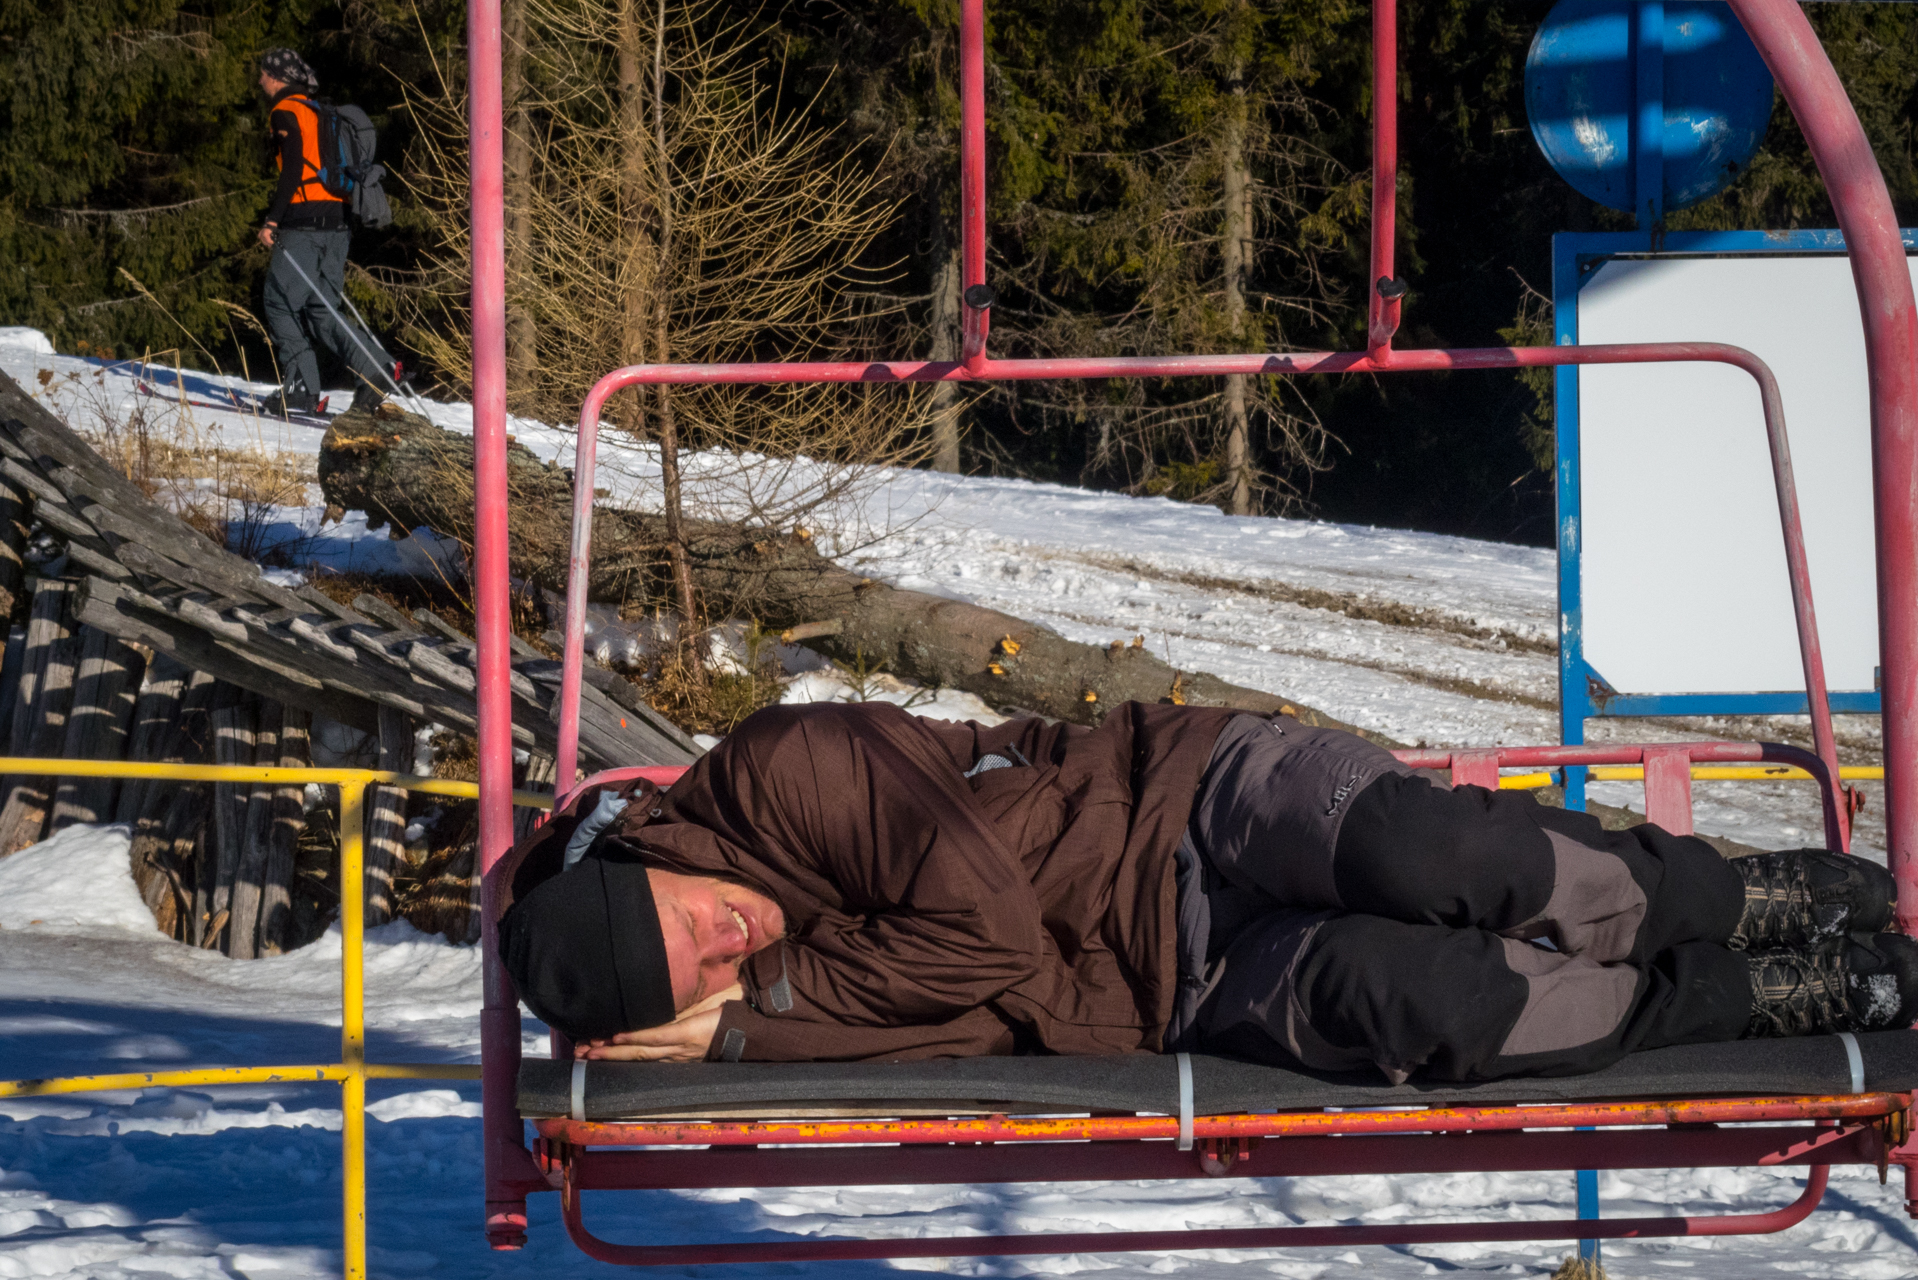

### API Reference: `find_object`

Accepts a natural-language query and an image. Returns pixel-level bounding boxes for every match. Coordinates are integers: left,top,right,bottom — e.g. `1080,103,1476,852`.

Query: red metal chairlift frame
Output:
465,0,1918,1261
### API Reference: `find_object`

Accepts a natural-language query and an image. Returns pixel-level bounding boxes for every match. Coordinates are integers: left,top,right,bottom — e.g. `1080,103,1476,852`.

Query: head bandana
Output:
260,47,319,91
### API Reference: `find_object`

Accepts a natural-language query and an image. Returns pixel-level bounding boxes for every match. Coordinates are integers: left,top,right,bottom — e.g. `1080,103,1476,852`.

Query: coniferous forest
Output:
3,0,1914,545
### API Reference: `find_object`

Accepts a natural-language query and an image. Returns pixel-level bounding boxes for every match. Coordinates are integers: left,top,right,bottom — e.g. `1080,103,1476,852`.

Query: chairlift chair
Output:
464,0,1918,1262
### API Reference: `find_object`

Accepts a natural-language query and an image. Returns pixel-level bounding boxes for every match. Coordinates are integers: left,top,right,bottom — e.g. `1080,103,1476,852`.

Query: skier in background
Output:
256,47,396,418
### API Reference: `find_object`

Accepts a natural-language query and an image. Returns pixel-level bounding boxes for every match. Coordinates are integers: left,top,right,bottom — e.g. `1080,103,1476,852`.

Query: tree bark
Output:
502,0,539,409
927,180,964,473
652,0,699,637
615,0,653,440
1221,49,1253,517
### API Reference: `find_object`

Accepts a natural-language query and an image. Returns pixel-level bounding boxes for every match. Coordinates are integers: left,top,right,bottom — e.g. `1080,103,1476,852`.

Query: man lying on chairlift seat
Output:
497,702,1917,1082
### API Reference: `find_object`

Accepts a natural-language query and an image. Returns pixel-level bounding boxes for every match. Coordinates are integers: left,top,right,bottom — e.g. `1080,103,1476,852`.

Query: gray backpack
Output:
312,100,394,229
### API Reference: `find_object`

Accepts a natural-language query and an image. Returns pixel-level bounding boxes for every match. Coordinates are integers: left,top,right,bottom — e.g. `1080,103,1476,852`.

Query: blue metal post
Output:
1553,234,1590,813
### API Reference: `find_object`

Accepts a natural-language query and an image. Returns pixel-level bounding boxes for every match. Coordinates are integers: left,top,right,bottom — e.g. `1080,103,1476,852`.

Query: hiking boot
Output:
278,385,321,415
1744,932,1918,1038
1727,848,1895,950
350,383,385,414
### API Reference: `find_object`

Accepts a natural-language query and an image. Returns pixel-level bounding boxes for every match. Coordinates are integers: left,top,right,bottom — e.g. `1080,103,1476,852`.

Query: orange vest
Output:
274,95,341,208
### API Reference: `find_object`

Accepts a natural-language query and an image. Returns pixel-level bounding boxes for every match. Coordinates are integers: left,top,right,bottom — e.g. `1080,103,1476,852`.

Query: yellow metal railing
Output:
1498,764,1884,789
0,758,553,1280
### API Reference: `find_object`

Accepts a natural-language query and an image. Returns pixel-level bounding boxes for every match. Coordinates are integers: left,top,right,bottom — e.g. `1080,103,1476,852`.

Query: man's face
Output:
259,70,287,97
645,868,784,1011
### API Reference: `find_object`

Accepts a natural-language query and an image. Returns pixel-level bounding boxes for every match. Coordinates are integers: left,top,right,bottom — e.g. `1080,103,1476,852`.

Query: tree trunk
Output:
927,185,964,473
652,0,699,638
318,416,1378,739
615,0,653,439
1221,51,1253,517
502,0,539,409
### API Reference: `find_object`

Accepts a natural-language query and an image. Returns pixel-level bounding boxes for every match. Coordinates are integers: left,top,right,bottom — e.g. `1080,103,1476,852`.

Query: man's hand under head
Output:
577,984,742,1062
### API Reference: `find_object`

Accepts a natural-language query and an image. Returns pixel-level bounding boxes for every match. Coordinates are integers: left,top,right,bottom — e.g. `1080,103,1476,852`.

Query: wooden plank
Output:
364,705,413,928
515,752,555,845
0,623,26,750
0,475,28,619
126,667,216,936
0,578,81,855
208,684,256,955
226,700,283,960
114,654,190,825
50,625,146,829
259,705,311,955
75,577,381,732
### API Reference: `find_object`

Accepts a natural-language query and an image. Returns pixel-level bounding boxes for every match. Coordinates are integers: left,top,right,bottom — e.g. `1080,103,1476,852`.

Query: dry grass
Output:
50,359,314,561
643,632,785,735
1549,1256,1608,1280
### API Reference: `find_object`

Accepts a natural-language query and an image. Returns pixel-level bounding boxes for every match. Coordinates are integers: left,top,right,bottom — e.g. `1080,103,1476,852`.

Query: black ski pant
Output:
1187,716,1751,1082
263,227,393,402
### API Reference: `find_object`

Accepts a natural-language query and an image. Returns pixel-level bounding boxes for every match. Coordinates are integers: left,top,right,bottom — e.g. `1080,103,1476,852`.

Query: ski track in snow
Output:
0,330,1906,1276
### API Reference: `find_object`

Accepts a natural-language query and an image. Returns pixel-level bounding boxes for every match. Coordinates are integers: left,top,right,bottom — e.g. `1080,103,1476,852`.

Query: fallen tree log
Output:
318,409,1377,737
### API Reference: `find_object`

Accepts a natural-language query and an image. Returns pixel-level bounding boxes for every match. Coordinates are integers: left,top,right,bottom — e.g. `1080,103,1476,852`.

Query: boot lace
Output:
1745,943,1851,1038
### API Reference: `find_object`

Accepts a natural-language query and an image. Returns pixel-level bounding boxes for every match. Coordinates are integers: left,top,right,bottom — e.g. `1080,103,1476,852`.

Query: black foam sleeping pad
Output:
520,1030,1918,1120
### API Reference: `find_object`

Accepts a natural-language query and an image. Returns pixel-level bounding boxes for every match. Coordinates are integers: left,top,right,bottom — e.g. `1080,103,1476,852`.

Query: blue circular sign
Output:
1525,0,1774,214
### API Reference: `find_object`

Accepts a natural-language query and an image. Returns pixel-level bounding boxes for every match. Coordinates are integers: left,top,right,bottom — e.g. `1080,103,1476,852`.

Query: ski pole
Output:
278,251,429,416
330,274,436,417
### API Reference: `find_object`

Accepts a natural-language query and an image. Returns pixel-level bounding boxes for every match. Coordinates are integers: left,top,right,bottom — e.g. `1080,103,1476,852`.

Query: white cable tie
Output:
1838,1031,1865,1094
1176,1052,1195,1152
571,1059,588,1121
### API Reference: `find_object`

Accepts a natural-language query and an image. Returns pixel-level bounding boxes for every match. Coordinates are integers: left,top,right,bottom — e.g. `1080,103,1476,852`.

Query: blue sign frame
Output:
1552,227,1918,810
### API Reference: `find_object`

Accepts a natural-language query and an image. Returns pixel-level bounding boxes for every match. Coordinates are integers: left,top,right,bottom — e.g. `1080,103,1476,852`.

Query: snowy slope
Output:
0,332,1904,1277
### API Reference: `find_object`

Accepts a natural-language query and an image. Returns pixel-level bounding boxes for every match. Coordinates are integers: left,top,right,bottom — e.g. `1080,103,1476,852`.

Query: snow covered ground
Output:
0,332,1907,1277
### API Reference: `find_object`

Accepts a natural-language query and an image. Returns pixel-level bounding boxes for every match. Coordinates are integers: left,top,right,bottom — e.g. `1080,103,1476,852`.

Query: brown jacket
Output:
607,700,1236,1062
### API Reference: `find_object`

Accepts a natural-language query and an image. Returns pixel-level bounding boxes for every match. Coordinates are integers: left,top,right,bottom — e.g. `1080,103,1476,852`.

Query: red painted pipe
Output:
536,1092,1901,1148
559,1164,1829,1265
568,1125,1879,1190
960,0,989,367
465,0,530,1249
1368,0,1401,357
1726,0,1918,931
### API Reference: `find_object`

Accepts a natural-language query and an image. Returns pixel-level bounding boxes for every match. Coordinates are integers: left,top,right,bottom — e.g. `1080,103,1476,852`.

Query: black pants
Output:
1188,716,1751,1082
263,228,394,401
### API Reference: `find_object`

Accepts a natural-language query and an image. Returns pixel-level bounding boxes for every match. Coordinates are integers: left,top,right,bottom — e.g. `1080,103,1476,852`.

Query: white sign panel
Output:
1576,253,1918,697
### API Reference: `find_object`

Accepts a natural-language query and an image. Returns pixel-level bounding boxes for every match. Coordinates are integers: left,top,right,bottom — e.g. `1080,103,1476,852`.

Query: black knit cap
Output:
497,851,677,1041
259,47,318,90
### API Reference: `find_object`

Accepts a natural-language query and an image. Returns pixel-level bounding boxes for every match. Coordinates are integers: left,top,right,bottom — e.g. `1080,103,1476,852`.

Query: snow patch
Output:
0,327,54,356
0,824,157,934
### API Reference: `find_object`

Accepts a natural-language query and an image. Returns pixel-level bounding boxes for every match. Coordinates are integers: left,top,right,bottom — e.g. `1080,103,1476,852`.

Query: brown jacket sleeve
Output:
629,703,1053,1027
